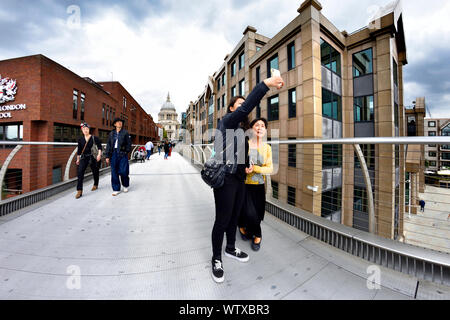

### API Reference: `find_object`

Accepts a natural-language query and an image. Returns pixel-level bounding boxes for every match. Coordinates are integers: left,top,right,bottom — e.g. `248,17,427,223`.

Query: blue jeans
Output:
164,152,169,159
111,151,130,191
146,149,152,160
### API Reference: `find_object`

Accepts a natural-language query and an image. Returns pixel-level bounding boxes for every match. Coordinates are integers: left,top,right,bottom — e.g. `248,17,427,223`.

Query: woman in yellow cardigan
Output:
239,118,273,251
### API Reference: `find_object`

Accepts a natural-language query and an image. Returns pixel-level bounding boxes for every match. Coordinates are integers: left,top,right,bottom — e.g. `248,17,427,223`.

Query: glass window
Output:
428,121,436,127
256,104,261,118
289,88,296,118
323,144,342,168
239,79,245,96
267,95,279,121
267,54,279,78
222,73,226,86
394,103,399,129
231,86,236,97
428,131,436,136
353,48,373,77
239,52,245,70
354,144,375,170
287,42,295,71
73,90,78,119
429,152,437,157
231,61,236,77
256,46,261,52
222,94,225,108
429,161,437,167
80,93,85,121
320,38,341,76
354,96,374,122
393,58,398,87
322,88,341,121
354,186,368,213
256,66,260,85
288,186,296,206
442,153,450,160
217,97,220,110
322,188,342,218
217,80,221,91
272,181,279,199
288,138,296,168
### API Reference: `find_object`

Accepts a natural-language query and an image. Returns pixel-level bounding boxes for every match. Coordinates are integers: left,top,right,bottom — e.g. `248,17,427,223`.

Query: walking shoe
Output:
224,247,249,263
75,191,82,199
211,259,224,283
239,228,252,241
251,238,261,252
91,185,98,191
123,187,129,193
112,191,120,196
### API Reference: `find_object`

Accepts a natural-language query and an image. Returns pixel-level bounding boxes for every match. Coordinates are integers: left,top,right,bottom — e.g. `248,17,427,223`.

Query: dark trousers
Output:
146,149,152,160
212,175,246,261
77,156,100,191
111,151,130,191
239,184,266,238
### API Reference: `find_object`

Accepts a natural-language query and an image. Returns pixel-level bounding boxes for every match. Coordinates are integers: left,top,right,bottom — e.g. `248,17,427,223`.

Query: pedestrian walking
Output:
75,123,103,199
238,118,273,252
105,118,132,196
210,74,284,283
419,199,425,213
164,140,170,160
169,142,173,157
145,140,154,160
158,144,162,155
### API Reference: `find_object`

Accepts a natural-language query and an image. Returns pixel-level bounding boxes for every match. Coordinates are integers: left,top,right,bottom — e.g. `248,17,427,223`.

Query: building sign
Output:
0,75,26,118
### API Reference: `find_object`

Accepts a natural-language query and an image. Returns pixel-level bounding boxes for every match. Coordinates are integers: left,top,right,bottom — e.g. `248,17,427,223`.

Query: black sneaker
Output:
225,247,249,262
211,259,224,283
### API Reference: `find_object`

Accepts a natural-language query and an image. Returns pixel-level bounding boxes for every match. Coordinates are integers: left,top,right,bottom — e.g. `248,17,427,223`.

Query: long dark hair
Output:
227,95,250,130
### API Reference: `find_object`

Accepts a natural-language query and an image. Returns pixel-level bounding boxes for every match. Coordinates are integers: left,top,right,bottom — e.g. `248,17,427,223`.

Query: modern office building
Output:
185,0,408,240
0,54,158,198
424,117,450,173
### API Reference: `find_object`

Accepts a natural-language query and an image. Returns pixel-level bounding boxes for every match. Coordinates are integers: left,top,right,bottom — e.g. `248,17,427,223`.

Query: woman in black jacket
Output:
210,75,284,283
75,123,103,199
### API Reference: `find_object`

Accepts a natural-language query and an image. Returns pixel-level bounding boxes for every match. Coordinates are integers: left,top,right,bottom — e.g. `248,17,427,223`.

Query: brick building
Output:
0,54,158,198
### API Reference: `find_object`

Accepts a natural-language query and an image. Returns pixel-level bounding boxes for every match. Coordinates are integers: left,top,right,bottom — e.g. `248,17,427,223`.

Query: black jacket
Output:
214,81,269,180
105,129,132,158
77,136,103,156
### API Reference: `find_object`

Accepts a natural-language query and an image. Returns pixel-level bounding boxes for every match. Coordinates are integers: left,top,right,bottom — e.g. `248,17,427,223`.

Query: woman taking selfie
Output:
238,117,273,252
210,75,284,283
75,123,103,199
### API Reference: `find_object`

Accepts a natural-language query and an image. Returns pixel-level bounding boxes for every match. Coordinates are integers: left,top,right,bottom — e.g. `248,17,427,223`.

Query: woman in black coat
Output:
210,75,284,283
75,123,103,199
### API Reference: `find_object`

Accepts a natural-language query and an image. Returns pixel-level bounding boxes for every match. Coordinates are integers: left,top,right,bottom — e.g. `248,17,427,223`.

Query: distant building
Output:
424,117,450,173
158,93,180,141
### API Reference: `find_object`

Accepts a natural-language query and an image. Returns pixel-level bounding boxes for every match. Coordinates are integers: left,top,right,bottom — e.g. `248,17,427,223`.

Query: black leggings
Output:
77,156,100,191
212,174,245,261
239,184,266,238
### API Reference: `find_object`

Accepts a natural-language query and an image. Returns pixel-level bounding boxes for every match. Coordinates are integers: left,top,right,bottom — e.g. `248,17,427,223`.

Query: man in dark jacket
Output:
105,118,132,196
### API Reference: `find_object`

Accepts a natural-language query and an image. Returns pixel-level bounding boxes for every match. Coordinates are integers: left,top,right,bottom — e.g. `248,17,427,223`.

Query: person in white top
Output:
145,141,154,160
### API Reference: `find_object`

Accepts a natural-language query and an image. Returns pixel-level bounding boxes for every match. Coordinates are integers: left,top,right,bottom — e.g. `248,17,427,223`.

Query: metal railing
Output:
0,141,144,216
176,137,450,286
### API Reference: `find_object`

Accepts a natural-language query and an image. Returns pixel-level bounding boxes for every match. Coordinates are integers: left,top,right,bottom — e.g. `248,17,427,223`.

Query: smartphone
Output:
271,68,281,77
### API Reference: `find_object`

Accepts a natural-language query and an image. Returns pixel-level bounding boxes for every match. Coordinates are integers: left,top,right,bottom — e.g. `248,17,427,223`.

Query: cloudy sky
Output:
0,0,449,120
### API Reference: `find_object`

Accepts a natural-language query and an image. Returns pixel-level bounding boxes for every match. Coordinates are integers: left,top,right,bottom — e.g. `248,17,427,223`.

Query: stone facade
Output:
185,0,408,240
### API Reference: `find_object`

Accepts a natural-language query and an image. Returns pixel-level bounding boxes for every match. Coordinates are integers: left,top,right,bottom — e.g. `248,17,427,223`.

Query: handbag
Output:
91,136,100,159
200,143,232,189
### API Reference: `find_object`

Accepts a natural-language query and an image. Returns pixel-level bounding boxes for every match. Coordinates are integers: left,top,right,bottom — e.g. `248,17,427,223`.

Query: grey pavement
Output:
0,152,447,300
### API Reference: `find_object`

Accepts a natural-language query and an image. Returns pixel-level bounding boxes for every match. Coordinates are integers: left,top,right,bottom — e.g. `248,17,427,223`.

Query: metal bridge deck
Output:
0,153,448,300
